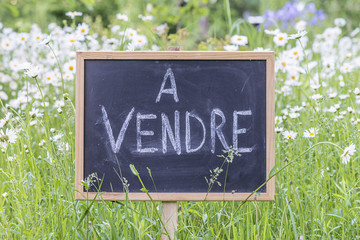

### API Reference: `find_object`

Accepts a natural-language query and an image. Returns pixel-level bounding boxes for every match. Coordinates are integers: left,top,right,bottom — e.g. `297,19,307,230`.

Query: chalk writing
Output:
155,68,179,103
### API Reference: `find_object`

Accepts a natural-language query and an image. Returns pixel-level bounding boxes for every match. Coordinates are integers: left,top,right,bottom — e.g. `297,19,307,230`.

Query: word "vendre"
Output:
101,68,253,155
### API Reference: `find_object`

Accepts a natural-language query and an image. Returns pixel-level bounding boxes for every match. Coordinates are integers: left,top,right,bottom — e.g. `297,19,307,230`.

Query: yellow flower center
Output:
279,37,283,40
21,37,25,41
81,29,85,33
293,51,298,55
37,36,40,40
291,76,295,79
310,132,314,136
281,62,286,67
343,150,349,157
138,40,142,43
6,43,9,47
288,135,292,138
237,38,242,41
69,66,74,71
70,39,75,43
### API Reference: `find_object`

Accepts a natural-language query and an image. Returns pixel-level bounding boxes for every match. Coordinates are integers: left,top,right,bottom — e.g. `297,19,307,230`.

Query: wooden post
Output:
160,46,181,240
161,201,178,240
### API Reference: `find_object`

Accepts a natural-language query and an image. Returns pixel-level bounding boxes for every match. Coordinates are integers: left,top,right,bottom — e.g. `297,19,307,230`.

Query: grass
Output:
0,12,360,240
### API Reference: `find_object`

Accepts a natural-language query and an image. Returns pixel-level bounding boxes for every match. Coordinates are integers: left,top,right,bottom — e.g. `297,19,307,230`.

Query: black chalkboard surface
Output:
75,52,275,201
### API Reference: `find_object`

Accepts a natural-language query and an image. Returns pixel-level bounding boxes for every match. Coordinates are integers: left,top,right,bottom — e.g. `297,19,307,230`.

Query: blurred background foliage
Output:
0,0,358,42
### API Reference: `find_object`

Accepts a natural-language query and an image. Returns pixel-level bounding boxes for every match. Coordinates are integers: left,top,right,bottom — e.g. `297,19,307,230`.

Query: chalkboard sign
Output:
75,52,275,201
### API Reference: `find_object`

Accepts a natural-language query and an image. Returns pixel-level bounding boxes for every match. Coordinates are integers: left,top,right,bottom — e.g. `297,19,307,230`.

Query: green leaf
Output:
79,0,96,8
202,213,207,223
269,164,278,178
146,167,152,177
76,192,103,228
6,4,19,17
333,193,345,200
232,223,239,240
129,164,139,176
140,187,148,193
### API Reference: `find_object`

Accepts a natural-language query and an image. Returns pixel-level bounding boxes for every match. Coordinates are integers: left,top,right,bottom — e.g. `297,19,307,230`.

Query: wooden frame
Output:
75,51,275,201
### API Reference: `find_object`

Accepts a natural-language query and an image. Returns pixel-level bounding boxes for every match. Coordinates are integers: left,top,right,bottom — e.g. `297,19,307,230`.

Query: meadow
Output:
0,1,359,239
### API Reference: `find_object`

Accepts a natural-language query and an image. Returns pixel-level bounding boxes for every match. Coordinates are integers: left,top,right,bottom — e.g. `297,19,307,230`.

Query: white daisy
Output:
282,130,297,139
334,18,346,27
1,38,15,51
122,28,137,40
264,29,280,35
289,112,300,119
76,23,89,35
347,107,354,113
295,20,307,31
65,11,83,19
280,85,292,96
275,116,283,125
340,63,353,73
353,88,360,95
339,94,349,100
328,89,337,99
25,65,41,78
152,45,161,51
52,133,63,142
245,15,262,25
155,24,167,35
338,75,345,87
341,143,356,164
275,127,283,133
327,106,337,113
290,106,303,112
223,45,238,51
29,108,43,118
138,14,153,21
133,35,148,49
116,13,129,21
18,33,28,44
303,128,319,138
230,35,248,46
0,128,17,144
288,31,307,40
54,100,65,108
273,33,288,46
0,91,8,101
350,28,360,37
64,60,76,74
311,94,323,101
0,113,11,128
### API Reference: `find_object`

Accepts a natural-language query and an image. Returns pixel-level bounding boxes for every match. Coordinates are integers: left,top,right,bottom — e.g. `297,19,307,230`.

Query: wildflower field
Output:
0,0,359,239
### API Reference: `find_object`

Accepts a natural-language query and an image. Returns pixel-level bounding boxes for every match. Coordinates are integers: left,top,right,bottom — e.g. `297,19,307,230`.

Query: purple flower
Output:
263,10,277,29
262,0,326,29
310,10,326,26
